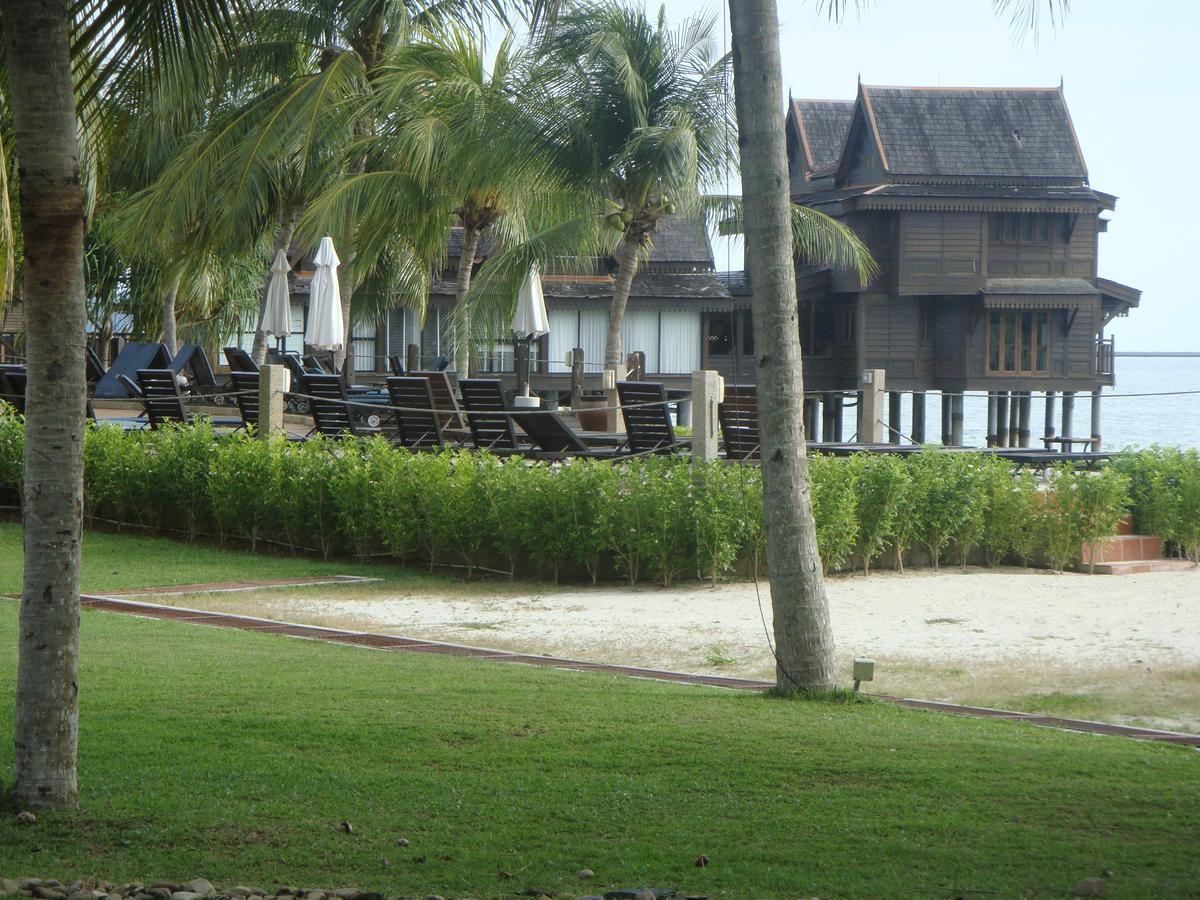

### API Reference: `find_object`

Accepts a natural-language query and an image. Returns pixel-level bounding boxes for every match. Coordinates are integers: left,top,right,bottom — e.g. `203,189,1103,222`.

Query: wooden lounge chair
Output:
224,347,260,373
227,371,305,440
616,381,688,455
410,370,466,431
299,373,382,439
718,384,760,460
86,346,107,388
385,376,447,450
132,369,242,430
387,355,405,377
458,378,526,452
0,364,26,414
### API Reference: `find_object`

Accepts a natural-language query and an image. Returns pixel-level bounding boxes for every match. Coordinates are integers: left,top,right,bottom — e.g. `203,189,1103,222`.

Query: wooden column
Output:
888,391,902,444
1090,388,1103,452
986,392,998,447
626,350,645,381
405,342,420,374
911,392,926,444
950,393,964,446
258,364,286,439
803,396,818,442
1017,392,1031,448
569,348,585,408
691,370,723,464
822,391,836,444
996,391,1009,447
1043,390,1056,448
832,394,845,443
1061,391,1075,452
1008,391,1020,448
859,370,886,444
940,393,952,445
605,362,628,433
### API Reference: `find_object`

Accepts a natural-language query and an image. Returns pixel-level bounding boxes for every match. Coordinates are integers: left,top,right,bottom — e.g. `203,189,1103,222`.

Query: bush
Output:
1111,447,1200,561
808,454,858,575
850,454,909,575
0,402,24,498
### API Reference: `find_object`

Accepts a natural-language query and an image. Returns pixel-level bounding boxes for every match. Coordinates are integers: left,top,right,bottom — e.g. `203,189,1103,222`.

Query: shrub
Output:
908,450,982,572
363,442,423,564
1041,464,1128,573
0,402,24,498
277,436,341,558
979,467,1041,567
693,461,753,585
850,454,910,575
208,433,280,549
808,454,858,575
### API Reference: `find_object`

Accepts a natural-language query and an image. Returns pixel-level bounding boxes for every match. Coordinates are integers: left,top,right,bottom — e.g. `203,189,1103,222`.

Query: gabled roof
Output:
853,85,1088,181
645,215,716,268
788,99,854,172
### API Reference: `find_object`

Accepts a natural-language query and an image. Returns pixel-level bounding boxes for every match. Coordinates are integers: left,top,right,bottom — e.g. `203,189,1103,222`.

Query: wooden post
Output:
986,392,998,447
803,396,818,442
1017,392,1031,448
405,342,420,374
822,391,835,444
996,391,1009,447
1090,388,1102,452
626,350,645,381
832,393,845,443
1061,391,1075,452
859,369,885,443
940,393,952,444
888,390,902,445
1043,390,1057,448
911,392,926,444
604,362,628,433
950,392,964,446
690,370,723,464
569,347,585,408
258,363,286,439
1008,391,1020,448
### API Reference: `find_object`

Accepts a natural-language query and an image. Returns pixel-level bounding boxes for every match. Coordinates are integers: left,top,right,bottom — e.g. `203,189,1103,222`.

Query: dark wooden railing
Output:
1096,336,1115,376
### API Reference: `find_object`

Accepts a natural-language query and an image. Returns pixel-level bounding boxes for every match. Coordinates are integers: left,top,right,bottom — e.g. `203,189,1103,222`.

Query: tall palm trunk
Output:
604,237,641,367
2,0,87,807
335,244,355,377
729,0,836,692
453,226,482,374
161,273,181,354
251,208,300,365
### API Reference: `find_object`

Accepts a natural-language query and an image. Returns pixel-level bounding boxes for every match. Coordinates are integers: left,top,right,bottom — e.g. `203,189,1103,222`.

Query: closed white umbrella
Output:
261,249,292,343
511,266,548,403
512,265,549,340
304,235,344,351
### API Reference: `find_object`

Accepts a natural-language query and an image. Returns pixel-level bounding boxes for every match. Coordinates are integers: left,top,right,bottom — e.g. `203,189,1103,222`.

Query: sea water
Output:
853,355,1200,451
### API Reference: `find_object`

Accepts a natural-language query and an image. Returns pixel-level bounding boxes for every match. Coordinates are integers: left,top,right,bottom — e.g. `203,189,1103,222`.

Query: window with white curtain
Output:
659,309,701,373
620,309,659,373
351,318,378,372
547,308,579,373
578,309,607,370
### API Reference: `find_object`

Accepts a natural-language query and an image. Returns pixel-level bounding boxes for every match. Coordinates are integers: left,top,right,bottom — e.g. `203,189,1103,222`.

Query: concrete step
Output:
1085,559,1195,576
1080,534,1163,565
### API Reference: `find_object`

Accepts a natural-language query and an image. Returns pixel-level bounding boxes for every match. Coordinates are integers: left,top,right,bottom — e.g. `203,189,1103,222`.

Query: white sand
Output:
214,566,1200,682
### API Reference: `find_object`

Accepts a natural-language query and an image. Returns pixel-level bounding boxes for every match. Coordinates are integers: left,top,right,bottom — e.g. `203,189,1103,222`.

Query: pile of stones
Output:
0,881,385,900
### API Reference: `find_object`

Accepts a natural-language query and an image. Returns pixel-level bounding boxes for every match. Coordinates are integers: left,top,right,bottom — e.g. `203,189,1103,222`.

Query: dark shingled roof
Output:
645,215,715,268
985,278,1098,295
860,85,1087,180
790,99,854,171
428,271,730,303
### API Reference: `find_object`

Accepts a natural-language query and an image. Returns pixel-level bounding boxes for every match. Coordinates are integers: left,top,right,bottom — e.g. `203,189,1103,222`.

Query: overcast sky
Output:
648,0,1195,351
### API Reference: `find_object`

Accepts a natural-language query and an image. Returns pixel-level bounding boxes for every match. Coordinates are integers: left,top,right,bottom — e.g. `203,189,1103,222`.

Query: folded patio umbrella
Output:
261,249,293,341
304,236,344,352
512,265,549,340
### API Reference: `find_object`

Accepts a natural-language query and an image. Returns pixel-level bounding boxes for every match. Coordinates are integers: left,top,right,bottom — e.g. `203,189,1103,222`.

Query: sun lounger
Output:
616,381,689,455
132,369,242,430
299,373,382,439
458,378,526,452
410,370,467,431
224,347,260,374
718,384,759,460
385,376,450,450
93,342,172,398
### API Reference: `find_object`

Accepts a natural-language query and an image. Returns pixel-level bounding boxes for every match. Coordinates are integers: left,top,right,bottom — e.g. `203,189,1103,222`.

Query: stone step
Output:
1080,534,1163,565
1085,559,1195,576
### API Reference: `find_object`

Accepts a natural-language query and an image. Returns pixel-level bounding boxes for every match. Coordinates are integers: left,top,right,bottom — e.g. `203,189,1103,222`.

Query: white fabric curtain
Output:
578,309,607,371
659,308,701,373
547,308,579,373
352,318,377,371
620,309,659,373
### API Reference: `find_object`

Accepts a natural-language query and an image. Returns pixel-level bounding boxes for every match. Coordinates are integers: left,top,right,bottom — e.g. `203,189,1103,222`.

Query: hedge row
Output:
0,406,1161,582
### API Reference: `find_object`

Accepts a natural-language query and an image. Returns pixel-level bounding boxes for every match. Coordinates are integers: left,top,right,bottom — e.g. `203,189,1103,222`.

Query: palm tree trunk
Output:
1,0,86,808
604,237,640,367
161,273,181,355
730,0,836,693
251,207,300,365
453,226,482,374
335,247,354,377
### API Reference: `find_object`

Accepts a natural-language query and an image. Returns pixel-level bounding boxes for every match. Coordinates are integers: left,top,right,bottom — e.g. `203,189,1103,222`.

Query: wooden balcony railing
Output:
1096,336,1115,377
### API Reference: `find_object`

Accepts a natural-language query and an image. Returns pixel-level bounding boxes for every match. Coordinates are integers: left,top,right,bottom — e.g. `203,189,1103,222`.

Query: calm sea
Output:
868,356,1200,451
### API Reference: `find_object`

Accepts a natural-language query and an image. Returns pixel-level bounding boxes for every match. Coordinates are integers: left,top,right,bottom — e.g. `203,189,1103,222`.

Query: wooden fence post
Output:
569,348,584,408
258,364,286,439
405,342,420,373
691,370,723,464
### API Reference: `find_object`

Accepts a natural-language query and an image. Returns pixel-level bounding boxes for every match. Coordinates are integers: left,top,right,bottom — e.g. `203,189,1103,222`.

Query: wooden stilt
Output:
1043,390,1056,448
950,393,964,446
888,391,902,444
911,392,926,444
803,396,818,442
833,394,845,443
822,392,836,444
940,393,952,444
986,392,998,447
1008,391,1020,449
1090,388,1102,452
996,391,1009,447
1061,391,1075,452
1018,392,1031,448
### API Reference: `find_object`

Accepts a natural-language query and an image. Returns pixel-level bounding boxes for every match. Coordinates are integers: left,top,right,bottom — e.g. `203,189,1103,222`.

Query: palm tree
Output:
542,1,733,368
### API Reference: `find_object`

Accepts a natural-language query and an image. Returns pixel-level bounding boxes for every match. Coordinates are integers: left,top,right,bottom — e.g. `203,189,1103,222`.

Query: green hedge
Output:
0,404,1164,581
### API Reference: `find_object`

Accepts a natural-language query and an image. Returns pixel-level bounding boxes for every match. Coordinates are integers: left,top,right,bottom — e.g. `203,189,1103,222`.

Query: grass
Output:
2,606,1200,896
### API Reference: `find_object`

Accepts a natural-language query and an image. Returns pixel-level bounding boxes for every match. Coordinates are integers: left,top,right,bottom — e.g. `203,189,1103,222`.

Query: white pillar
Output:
690,370,724,464
258,364,286,439
859,369,886,443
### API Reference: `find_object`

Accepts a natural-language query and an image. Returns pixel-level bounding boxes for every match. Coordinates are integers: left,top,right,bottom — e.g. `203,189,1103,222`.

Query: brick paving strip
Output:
6,574,1197,748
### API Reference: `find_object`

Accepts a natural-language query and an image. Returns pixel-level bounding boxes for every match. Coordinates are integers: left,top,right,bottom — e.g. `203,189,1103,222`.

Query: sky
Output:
648,0,1198,351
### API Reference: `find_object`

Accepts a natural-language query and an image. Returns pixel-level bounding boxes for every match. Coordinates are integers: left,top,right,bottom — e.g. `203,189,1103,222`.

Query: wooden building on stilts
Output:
777,84,1141,449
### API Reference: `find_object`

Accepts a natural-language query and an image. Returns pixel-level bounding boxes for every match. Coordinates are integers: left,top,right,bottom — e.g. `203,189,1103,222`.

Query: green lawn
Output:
1,601,1199,898
0,522,438,594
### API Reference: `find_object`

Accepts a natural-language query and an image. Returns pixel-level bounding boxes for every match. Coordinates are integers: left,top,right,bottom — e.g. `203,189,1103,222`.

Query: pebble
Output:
1073,878,1109,897
577,869,594,879
332,890,359,899
170,891,202,900
67,892,92,900
18,880,44,891
31,888,64,900
395,838,409,848
1,879,21,895
302,892,325,900
426,895,446,900
16,812,37,826
184,881,214,897
634,891,656,900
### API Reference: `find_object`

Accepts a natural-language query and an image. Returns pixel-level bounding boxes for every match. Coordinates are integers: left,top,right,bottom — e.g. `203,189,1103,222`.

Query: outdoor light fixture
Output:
853,657,875,692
